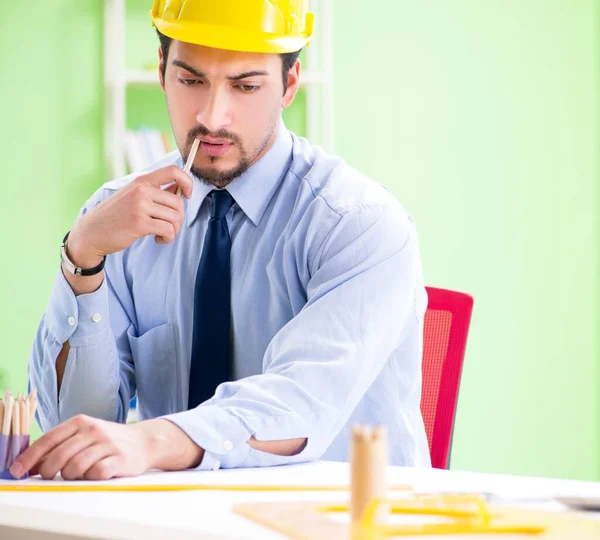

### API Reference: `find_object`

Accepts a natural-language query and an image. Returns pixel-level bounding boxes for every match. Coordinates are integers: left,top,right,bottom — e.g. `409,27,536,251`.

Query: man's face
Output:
159,40,299,188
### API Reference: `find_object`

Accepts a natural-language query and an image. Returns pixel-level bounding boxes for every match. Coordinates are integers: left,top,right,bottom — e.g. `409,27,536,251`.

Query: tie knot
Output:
210,190,234,219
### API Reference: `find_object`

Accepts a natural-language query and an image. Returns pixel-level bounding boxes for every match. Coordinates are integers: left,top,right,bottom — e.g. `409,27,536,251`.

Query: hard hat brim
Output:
153,17,311,54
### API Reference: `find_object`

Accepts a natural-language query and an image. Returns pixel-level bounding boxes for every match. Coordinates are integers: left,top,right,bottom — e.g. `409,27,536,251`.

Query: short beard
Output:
182,119,278,189
191,157,251,189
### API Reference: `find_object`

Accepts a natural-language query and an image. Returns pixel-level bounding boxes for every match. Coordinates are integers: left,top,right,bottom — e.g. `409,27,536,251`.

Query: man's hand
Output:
10,415,204,481
60,165,194,298
68,166,194,269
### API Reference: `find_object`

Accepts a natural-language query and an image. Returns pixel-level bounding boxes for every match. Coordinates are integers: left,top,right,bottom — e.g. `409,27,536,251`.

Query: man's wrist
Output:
140,418,204,471
65,232,105,270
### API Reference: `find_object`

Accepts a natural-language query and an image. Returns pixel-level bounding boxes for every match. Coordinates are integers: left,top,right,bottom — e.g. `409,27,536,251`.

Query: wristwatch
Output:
60,231,106,276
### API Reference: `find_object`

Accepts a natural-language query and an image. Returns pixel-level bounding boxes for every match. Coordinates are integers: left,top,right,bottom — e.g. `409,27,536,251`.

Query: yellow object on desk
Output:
235,493,600,539
0,482,413,493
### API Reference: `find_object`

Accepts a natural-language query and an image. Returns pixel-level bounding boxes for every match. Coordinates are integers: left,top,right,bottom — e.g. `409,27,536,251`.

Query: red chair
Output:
421,286,474,469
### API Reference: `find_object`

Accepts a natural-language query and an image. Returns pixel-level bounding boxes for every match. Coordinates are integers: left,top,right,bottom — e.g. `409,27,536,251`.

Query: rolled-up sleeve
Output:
163,202,423,469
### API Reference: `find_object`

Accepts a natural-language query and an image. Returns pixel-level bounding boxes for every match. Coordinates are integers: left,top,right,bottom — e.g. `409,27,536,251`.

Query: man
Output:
12,0,430,481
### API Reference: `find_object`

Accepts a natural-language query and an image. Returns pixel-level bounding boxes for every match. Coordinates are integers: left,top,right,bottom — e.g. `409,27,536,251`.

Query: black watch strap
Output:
60,231,106,276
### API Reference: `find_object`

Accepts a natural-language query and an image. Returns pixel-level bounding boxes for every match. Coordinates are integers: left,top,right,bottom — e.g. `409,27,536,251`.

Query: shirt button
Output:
223,440,233,452
92,313,102,323
212,461,221,471
67,316,76,326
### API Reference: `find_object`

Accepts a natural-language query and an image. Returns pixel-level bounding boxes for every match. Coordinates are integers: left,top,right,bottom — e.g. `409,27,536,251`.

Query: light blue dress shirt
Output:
29,122,431,470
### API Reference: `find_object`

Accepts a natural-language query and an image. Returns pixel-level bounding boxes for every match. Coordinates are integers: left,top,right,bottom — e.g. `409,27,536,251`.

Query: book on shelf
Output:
125,127,174,174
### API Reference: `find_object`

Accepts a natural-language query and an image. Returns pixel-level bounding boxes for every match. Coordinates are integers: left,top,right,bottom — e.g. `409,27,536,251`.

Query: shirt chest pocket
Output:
127,322,178,419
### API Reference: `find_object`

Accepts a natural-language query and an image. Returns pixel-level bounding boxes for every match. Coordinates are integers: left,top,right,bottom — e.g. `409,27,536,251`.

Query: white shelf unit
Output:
104,0,334,182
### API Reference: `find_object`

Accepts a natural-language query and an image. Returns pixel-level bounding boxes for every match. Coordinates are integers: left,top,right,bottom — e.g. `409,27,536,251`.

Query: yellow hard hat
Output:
150,0,315,54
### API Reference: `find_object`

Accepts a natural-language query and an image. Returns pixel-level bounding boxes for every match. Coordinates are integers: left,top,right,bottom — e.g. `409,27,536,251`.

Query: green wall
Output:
1,2,598,480
334,1,599,480
0,3,105,439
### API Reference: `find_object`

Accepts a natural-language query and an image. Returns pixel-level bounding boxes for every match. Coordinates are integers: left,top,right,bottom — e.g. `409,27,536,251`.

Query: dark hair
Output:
157,30,301,93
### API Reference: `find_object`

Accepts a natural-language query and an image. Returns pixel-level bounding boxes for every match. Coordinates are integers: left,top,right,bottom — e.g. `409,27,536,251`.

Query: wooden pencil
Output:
16,392,23,433
176,138,200,196
21,396,29,437
12,396,20,436
29,387,37,422
1,392,13,436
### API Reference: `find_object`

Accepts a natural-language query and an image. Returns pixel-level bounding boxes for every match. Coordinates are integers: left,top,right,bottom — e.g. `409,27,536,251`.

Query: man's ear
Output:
158,46,166,92
282,59,301,108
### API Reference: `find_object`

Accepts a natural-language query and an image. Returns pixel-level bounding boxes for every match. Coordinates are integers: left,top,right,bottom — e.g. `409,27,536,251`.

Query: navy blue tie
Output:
188,190,235,409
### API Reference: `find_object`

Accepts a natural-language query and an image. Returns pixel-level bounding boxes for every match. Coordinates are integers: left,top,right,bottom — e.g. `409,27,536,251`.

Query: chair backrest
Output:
421,286,474,469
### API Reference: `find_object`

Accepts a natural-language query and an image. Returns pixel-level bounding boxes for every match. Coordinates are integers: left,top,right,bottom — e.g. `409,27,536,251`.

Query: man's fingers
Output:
11,417,81,478
146,202,182,233
151,186,185,214
37,433,95,480
84,455,123,481
140,165,193,199
146,217,177,245
29,456,47,478
150,189,185,217
162,183,178,195
61,443,114,481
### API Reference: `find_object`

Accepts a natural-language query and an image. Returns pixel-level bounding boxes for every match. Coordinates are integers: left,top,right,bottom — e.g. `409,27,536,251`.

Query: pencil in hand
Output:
176,138,200,197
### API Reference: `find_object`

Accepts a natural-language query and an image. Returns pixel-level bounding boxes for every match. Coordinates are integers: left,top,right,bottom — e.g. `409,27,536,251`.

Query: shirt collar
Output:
184,120,293,227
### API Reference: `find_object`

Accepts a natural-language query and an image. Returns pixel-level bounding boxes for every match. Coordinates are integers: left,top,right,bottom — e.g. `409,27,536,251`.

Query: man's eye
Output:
237,84,260,93
178,78,201,86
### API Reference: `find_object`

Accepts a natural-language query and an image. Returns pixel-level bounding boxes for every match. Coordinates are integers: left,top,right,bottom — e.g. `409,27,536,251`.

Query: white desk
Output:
1,462,600,539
